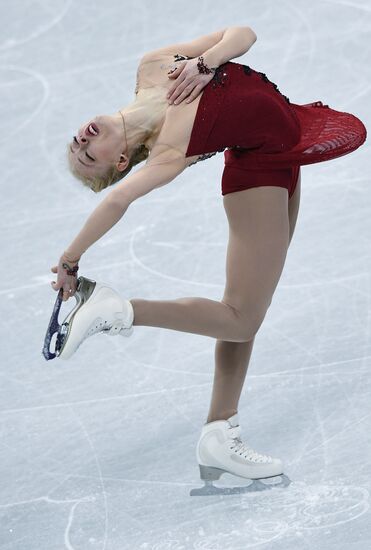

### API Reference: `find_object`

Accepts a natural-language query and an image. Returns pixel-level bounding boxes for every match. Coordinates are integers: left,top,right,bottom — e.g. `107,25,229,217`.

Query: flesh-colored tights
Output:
131,176,301,424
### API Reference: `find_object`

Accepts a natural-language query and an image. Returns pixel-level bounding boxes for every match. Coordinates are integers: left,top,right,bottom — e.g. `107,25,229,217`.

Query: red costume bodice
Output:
183,59,367,170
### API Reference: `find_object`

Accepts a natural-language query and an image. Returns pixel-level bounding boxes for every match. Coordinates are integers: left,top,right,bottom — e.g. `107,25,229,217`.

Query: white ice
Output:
0,0,371,548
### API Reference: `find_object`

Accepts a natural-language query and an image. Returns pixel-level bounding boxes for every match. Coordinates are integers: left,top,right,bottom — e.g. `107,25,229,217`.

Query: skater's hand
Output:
167,58,215,105
50,254,79,302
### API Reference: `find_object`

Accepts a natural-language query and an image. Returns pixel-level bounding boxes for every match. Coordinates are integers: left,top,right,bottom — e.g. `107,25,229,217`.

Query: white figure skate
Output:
42,276,134,361
190,414,290,496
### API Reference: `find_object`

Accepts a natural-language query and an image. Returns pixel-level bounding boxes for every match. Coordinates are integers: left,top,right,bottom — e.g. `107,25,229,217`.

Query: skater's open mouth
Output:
85,123,99,136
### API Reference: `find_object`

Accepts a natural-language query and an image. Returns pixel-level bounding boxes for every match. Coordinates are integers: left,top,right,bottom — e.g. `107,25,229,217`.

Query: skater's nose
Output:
77,134,88,144
76,134,89,149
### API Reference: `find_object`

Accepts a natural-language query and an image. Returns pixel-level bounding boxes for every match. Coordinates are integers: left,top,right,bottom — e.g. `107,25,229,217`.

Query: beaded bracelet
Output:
197,56,216,75
62,262,79,276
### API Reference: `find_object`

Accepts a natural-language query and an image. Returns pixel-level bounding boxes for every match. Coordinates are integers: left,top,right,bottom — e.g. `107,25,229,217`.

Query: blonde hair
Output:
67,142,149,193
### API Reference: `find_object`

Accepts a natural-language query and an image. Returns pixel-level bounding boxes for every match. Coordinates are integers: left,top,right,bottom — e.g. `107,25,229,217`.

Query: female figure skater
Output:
50,27,367,487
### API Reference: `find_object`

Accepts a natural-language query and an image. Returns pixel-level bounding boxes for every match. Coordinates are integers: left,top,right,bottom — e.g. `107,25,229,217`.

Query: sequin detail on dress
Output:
187,149,225,167
241,63,291,104
211,64,228,88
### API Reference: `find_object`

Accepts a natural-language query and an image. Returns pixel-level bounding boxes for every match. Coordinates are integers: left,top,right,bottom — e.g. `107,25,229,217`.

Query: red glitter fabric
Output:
185,61,367,170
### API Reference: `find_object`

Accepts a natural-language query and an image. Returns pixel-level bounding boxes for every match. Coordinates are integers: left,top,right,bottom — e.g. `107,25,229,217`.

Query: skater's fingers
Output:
167,63,184,79
185,84,204,103
51,266,58,273
69,282,77,295
167,73,187,103
62,282,74,297
51,280,61,290
62,288,72,301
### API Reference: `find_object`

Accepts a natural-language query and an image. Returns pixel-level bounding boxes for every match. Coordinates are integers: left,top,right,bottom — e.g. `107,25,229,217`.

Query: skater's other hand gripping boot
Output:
50,253,80,302
54,276,134,360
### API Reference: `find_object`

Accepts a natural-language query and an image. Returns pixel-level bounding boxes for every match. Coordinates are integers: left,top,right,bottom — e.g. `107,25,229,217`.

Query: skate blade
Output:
57,276,97,358
189,474,291,496
42,276,96,360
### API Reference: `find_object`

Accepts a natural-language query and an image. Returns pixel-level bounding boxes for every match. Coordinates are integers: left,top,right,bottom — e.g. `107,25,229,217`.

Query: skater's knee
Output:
236,315,265,342
223,301,266,342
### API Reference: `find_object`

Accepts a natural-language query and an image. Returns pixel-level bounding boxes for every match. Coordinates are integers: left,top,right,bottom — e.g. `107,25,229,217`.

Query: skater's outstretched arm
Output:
51,156,185,299
65,156,186,259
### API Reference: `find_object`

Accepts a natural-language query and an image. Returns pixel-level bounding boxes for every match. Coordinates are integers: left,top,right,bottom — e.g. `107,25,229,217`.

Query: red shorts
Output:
221,162,301,199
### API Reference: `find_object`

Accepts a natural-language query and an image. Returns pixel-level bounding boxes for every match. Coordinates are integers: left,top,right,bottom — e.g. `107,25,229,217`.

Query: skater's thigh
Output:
222,186,290,322
288,168,301,245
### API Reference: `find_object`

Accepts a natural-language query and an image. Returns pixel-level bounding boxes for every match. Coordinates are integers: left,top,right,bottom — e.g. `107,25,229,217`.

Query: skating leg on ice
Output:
205,172,301,424
191,175,301,494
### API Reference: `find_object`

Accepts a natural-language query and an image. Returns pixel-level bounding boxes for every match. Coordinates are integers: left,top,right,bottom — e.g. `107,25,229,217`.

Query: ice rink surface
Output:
1,0,370,548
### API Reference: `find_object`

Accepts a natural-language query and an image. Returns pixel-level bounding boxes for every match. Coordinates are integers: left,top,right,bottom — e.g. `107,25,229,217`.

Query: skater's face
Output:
68,114,127,179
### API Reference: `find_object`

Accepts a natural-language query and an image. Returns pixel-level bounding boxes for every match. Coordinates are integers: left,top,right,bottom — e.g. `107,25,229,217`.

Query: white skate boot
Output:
190,414,289,496
54,276,134,360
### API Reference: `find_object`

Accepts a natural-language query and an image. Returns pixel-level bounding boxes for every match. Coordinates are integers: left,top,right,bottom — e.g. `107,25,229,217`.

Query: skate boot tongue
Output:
227,413,239,428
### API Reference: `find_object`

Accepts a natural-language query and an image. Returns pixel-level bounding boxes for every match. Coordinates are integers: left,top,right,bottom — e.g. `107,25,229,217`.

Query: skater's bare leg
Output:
131,296,246,342
207,171,302,423
207,337,255,423
131,184,292,345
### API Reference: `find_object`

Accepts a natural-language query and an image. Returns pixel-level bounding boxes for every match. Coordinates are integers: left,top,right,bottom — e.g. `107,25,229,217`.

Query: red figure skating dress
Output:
181,56,367,198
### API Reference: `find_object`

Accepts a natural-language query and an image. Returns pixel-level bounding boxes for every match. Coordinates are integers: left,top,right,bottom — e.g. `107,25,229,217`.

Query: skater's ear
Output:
116,153,130,172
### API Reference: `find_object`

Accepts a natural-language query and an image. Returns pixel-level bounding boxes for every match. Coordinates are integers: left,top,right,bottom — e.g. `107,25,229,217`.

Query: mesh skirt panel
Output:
224,101,367,169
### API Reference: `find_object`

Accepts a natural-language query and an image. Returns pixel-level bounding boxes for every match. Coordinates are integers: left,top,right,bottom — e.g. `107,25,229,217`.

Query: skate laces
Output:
227,426,272,463
86,318,112,337
85,315,128,337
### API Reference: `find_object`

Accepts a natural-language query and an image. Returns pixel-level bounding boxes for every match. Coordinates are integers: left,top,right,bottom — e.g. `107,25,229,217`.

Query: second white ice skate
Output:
190,414,290,496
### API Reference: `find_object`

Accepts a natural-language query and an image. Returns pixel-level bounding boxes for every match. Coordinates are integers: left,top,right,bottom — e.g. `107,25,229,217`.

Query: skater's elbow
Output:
236,26,257,43
247,27,257,43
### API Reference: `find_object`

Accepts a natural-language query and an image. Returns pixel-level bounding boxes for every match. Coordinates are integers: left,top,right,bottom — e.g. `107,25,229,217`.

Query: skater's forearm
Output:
202,26,257,68
64,195,129,259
